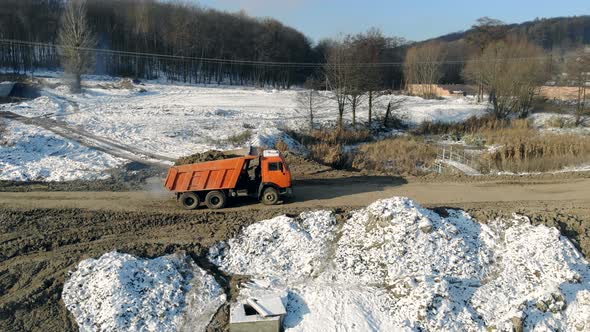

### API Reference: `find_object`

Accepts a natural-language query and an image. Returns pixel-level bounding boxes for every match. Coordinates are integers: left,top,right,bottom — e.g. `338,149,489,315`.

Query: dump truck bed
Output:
165,156,256,193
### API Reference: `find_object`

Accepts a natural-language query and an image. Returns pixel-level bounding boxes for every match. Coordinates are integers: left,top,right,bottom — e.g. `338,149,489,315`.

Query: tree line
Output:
0,0,315,87
1,1,588,124
402,17,589,121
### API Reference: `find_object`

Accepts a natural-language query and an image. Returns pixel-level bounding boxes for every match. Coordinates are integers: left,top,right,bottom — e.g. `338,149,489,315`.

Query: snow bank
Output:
0,120,124,181
62,251,225,332
211,197,590,331
209,211,336,283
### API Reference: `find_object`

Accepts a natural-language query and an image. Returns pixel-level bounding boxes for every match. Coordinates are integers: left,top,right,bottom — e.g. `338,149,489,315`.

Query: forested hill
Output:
430,16,590,51
1,1,588,87
0,0,315,87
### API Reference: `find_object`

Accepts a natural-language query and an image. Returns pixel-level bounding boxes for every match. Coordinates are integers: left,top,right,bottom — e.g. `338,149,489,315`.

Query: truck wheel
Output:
205,191,226,209
180,192,199,210
261,187,279,205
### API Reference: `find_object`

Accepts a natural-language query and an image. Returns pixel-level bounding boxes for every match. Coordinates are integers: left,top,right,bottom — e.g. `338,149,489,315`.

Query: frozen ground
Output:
62,251,225,332
1,75,487,180
210,197,590,331
0,119,124,181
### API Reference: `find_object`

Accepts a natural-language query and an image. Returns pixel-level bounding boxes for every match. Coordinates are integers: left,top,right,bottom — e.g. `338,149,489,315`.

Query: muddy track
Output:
0,111,174,166
1,176,590,331
1,175,589,212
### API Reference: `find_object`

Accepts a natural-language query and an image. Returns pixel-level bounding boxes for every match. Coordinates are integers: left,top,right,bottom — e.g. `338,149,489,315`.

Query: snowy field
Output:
0,75,487,181
63,197,590,331
0,120,124,181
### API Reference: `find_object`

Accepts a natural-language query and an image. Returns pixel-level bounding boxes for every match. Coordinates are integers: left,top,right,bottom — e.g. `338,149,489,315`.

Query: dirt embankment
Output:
0,206,346,331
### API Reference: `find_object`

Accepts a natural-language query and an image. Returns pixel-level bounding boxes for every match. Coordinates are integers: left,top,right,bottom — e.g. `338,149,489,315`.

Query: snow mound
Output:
211,197,590,331
62,251,225,332
210,210,336,282
250,127,308,155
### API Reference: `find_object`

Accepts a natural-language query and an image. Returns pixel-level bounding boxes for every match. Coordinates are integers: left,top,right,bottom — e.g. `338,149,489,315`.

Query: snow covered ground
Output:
530,112,590,135
210,197,590,331
0,120,124,181
62,251,225,332
1,75,487,181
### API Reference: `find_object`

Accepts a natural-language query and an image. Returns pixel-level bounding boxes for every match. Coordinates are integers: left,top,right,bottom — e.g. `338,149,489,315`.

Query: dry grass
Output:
352,137,437,175
0,119,6,145
481,130,590,173
275,139,290,152
413,115,531,137
289,127,373,146
307,143,350,169
288,127,373,169
225,129,252,146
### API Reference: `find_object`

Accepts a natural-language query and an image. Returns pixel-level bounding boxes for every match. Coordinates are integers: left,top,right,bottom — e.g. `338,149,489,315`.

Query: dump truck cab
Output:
257,150,292,204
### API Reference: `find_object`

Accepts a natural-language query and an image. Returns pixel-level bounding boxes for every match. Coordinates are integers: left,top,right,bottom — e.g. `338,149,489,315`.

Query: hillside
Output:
430,16,590,50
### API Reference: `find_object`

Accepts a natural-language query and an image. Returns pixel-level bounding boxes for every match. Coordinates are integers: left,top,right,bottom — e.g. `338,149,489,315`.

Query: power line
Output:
0,38,577,69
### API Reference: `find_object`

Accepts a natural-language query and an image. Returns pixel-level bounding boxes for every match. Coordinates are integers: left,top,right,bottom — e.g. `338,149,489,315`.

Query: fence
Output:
434,145,479,174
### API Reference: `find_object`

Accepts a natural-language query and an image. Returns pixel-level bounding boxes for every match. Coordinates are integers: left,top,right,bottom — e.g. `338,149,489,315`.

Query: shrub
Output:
0,119,6,145
352,136,437,175
413,115,531,137
289,127,373,146
480,131,590,173
463,134,486,147
225,130,252,146
309,143,351,169
275,139,289,152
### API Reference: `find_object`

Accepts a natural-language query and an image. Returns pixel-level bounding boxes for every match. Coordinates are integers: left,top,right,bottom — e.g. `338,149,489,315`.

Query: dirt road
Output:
1,175,589,212
2,175,590,331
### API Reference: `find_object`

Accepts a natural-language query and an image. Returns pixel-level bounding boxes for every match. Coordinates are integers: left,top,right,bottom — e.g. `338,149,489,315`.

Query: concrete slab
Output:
0,82,14,97
230,296,286,332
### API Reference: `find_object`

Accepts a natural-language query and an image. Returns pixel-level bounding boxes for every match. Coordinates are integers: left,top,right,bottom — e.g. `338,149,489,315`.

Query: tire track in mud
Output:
0,110,174,167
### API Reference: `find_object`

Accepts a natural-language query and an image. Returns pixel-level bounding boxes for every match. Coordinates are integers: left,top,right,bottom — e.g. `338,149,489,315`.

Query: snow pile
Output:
0,121,124,181
62,251,225,332
211,197,590,331
250,127,308,155
210,210,336,282
472,217,590,330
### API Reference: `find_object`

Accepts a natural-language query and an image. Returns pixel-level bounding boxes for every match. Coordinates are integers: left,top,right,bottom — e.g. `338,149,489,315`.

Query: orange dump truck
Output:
165,150,293,209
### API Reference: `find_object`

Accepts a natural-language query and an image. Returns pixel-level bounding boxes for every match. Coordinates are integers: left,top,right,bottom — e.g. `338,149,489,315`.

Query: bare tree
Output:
466,17,508,101
464,39,547,118
345,65,366,127
566,48,590,126
382,96,407,128
297,78,326,130
58,0,96,93
403,42,446,98
324,38,354,128
351,28,387,127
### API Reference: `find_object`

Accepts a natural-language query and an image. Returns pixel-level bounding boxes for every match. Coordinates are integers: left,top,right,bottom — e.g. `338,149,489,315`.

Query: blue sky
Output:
196,0,589,43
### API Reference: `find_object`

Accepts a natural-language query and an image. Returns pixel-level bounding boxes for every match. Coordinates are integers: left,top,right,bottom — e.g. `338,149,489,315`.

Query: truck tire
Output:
205,191,226,209
261,187,279,205
180,192,200,210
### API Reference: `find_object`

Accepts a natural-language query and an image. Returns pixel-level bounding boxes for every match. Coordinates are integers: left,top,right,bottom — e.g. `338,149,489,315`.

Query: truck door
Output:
263,159,290,189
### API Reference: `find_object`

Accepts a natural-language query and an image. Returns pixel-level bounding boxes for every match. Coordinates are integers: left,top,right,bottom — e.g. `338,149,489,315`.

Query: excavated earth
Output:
1,158,590,331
